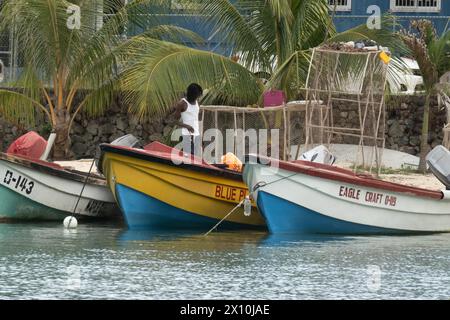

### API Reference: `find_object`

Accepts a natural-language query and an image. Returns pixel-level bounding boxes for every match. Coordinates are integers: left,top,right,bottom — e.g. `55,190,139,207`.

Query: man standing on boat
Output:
173,83,203,158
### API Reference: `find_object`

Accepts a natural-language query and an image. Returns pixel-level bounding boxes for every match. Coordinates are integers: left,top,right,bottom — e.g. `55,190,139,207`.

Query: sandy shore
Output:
337,162,445,190
378,173,445,191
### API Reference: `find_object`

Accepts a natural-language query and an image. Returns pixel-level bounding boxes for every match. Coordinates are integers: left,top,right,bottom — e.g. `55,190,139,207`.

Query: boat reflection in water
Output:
260,233,356,248
117,229,267,252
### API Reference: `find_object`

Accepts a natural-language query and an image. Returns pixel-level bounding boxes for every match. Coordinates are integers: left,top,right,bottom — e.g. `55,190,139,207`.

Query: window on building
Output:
328,0,352,12
390,0,441,12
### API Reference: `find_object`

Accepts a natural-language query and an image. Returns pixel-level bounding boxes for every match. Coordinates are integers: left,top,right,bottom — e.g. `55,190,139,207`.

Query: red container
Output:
263,90,286,107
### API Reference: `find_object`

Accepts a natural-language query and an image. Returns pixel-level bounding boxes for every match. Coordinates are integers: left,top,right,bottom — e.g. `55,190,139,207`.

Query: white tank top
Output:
181,98,200,136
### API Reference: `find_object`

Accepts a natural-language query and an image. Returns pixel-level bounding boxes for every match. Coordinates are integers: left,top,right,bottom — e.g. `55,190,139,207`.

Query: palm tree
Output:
0,0,407,160
401,20,450,172
0,0,124,158
0,0,261,159
191,0,406,99
118,0,407,116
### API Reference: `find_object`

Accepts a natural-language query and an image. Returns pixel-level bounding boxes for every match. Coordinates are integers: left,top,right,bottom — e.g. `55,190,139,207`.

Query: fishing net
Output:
200,104,305,163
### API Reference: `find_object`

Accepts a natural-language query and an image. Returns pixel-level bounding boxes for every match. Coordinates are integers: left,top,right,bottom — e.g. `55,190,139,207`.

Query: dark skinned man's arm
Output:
170,100,194,133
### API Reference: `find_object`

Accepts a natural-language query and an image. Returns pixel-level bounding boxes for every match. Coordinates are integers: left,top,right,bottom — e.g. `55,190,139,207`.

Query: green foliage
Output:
402,20,450,92
120,37,264,120
0,0,267,132
40,123,53,137
0,0,415,132
400,20,450,171
196,1,408,102
197,0,333,98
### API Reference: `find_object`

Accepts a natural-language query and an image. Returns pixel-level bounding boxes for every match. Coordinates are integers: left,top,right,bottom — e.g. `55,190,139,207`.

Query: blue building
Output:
147,1,450,54
329,0,449,34
123,1,233,55
1,0,449,83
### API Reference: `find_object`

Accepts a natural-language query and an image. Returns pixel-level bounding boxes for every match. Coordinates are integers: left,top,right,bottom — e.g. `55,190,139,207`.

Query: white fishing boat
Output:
243,146,450,235
0,132,120,221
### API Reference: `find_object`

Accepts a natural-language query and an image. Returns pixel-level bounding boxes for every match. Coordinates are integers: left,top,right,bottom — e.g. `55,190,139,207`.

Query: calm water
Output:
0,221,449,300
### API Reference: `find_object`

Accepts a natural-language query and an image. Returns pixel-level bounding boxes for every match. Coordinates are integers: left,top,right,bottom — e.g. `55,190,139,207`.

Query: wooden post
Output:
233,109,237,155
215,110,219,163
283,105,287,160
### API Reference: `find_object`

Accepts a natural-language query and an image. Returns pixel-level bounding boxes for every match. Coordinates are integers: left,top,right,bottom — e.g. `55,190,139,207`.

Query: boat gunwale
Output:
245,154,444,200
99,144,243,182
0,153,107,186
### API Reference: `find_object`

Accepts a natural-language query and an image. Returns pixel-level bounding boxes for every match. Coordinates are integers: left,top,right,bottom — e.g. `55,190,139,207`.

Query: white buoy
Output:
63,216,78,229
244,196,252,216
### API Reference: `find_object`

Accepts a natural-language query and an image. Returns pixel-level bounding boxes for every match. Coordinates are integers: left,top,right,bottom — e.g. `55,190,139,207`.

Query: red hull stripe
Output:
111,141,221,171
257,156,443,200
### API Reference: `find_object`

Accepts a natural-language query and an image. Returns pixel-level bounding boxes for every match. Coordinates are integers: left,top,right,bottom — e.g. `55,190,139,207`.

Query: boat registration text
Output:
338,185,397,207
2,169,35,195
214,184,247,202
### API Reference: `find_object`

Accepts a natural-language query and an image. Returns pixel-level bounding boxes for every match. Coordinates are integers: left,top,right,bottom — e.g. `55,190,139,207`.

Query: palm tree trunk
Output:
52,109,71,160
418,93,431,173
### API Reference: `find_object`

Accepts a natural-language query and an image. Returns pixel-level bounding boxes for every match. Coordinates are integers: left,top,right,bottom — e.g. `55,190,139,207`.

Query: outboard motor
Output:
96,134,142,173
300,145,336,165
7,131,48,159
110,134,142,148
426,145,450,189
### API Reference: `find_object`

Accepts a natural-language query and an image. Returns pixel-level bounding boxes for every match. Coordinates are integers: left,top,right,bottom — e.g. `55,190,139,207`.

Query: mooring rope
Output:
204,199,245,236
203,171,299,236
71,158,96,215
251,172,299,192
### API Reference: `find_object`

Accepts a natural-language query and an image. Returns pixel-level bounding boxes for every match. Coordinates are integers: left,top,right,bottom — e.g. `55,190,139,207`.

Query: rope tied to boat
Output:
204,172,299,236
252,172,299,193
71,158,96,215
204,199,246,236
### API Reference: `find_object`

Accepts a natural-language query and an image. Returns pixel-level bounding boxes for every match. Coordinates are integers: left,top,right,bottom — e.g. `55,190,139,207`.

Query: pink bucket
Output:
263,90,286,107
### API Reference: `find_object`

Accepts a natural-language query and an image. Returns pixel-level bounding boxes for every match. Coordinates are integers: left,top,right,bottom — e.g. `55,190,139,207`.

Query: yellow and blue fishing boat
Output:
99,141,265,230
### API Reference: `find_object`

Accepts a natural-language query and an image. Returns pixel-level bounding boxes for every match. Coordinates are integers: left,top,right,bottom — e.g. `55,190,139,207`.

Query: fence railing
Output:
0,29,15,84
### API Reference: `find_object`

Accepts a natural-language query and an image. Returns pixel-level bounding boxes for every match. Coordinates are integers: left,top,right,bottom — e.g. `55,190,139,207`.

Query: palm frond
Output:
140,25,205,45
265,50,311,99
428,29,450,77
291,0,333,50
120,37,263,119
401,34,438,90
197,0,271,73
0,89,48,126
